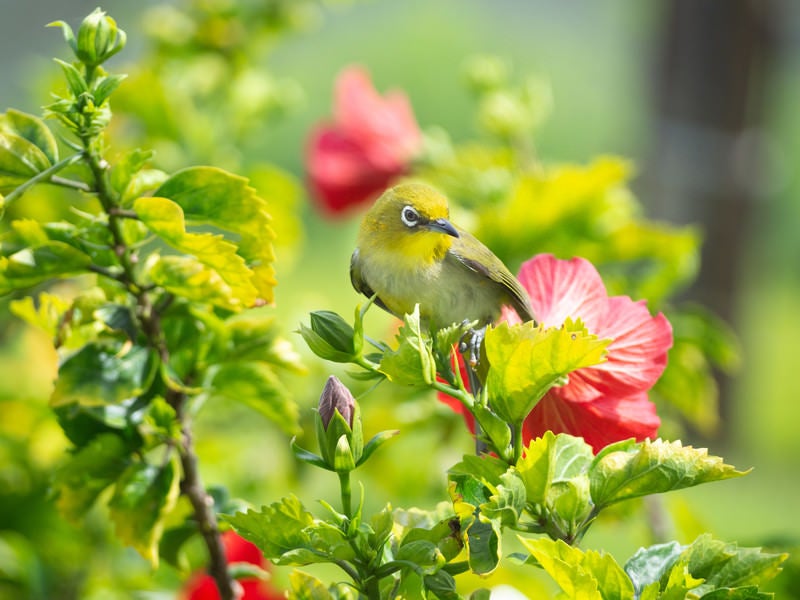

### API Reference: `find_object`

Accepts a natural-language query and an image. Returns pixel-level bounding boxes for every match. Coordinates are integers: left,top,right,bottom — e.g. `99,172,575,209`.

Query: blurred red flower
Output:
440,254,673,453
306,66,422,215
180,531,283,600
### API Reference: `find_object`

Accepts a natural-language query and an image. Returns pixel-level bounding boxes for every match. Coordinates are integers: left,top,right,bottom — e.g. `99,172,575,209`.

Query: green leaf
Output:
225,496,320,563
517,431,594,506
0,109,58,165
209,361,299,435
147,255,243,311
9,292,71,338
379,305,436,386
51,343,158,407
288,571,334,600
154,166,276,305
0,241,91,294
481,470,526,528
589,439,749,508
678,535,788,597
357,429,399,467
464,516,501,575
484,319,609,425
396,539,445,573
54,58,89,98
224,316,305,373
624,541,684,598
51,432,131,521
92,73,127,106
135,196,258,310
519,536,634,600
109,456,180,567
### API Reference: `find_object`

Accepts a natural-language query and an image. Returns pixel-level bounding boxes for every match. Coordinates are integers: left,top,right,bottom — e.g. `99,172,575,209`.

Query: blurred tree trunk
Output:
643,0,776,437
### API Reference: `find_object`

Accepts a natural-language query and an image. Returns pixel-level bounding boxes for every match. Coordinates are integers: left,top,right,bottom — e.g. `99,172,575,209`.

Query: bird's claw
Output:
458,323,486,368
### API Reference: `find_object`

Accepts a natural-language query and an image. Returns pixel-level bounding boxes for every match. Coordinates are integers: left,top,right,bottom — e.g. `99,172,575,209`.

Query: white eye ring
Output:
401,205,420,228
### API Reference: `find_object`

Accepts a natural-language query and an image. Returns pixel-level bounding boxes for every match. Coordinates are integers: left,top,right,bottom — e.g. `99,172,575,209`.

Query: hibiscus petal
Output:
516,255,608,327
523,390,660,453
306,126,397,214
563,297,672,399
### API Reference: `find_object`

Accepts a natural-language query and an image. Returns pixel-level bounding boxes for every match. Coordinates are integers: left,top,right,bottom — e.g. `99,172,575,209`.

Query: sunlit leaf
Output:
0,109,58,165
135,196,257,310
589,439,749,508
109,456,180,567
154,166,276,304
209,361,299,434
519,536,634,600
225,496,320,563
379,305,436,386
516,432,594,506
485,319,608,425
0,241,91,294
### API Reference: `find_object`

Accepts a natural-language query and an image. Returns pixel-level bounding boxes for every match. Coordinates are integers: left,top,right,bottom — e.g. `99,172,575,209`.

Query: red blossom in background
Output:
306,66,422,215
440,254,673,453
180,531,283,600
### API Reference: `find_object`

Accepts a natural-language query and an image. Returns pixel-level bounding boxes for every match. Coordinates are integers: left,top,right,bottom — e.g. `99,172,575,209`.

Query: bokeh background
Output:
1,0,799,597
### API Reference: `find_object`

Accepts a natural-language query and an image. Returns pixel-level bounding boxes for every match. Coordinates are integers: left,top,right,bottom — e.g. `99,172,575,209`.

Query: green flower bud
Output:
75,8,126,67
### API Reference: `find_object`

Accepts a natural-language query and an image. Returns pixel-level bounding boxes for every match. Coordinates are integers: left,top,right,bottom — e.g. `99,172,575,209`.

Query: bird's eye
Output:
401,205,420,228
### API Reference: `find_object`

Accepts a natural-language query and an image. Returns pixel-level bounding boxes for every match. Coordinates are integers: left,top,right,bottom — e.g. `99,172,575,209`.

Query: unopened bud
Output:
318,376,355,430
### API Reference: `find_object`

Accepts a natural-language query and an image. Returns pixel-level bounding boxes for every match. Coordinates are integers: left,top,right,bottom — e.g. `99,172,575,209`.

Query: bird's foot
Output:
458,322,486,368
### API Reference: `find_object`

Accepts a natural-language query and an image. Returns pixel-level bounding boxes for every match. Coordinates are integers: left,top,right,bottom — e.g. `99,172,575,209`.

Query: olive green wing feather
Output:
350,248,392,314
449,228,536,323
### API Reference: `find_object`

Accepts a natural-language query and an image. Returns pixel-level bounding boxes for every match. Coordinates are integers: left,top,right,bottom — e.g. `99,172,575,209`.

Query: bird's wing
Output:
449,228,536,324
349,248,392,314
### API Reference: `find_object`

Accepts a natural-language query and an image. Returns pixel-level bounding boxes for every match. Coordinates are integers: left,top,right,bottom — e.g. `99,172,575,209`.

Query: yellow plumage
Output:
350,183,535,330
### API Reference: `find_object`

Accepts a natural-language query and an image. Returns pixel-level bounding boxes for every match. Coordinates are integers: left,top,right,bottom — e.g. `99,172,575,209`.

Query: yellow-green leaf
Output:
154,166,276,305
485,319,609,425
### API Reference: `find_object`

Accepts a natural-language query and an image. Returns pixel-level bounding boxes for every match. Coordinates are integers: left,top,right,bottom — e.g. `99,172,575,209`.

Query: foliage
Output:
0,4,789,600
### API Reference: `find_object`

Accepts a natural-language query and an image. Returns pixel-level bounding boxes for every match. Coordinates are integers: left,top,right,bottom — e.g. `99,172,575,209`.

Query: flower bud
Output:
76,8,126,67
318,375,355,430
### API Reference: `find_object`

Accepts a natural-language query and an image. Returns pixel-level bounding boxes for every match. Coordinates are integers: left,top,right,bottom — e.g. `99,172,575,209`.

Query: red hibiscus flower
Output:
180,531,283,600
440,254,673,453
306,66,422,215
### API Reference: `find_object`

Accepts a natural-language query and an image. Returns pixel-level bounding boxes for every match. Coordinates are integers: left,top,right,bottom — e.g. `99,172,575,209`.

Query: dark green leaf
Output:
109,457,180,566
51,343,158,407
464,517,500,575
52,432,131,521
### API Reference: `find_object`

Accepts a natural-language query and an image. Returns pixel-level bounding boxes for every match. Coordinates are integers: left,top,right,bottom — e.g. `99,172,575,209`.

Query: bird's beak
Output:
425,217,460,238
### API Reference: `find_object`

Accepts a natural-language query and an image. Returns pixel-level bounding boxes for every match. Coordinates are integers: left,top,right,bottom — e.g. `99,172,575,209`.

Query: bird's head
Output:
357,183,460,265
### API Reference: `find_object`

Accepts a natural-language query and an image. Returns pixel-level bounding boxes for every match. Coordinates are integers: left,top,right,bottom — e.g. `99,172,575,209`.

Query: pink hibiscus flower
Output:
440,254,673,453
306,66,422,215
180,531,283,600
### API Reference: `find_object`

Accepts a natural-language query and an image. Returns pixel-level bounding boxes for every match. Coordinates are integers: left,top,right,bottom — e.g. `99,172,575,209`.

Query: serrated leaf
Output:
481,470,526,528
679,534,788,597
379,305,436,386
520,536,634,600
517,431,594,506
154,166,276,305
109,457,180,567
9,292,71,337
0,241,91,294
225,496,326,564
52,432,131,521
0,109,58,165
589,439,749,508
136,196,258,310
51,343,158,407
485,319,609,425
209,361,299,435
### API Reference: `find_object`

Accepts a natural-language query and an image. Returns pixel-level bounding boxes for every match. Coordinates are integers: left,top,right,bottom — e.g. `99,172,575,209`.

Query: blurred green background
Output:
1,0,799,597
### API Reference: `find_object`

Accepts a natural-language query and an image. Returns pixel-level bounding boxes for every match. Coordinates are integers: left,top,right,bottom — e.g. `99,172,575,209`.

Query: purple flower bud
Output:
318,375,355,429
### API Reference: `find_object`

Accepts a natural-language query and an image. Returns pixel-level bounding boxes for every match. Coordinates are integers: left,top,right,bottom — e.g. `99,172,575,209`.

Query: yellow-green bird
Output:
350,182,536,331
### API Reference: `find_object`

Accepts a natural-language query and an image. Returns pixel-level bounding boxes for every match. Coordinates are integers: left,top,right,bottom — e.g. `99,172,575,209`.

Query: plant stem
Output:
3,153,83,206
339,470,352,518
512,421,524,464
83,141,236,600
